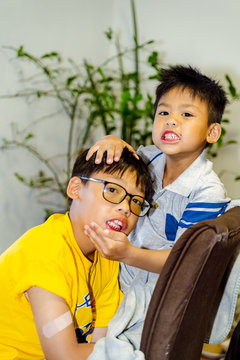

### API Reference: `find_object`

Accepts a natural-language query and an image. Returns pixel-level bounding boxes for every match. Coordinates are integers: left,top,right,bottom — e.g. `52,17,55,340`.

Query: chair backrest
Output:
140,206,240,360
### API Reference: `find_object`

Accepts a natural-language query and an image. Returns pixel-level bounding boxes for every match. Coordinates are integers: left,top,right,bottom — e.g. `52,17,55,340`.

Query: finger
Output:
84,225,107,255
95,147,108,164
88,222,104,234
86,144,108,164
111,143,139,162
86,145,99,161
112,145,123,162
105,144,115,164
85,223,123,256
84,224,94,237
89,222,123,242
126,144,139,160
85,223,114,244
84,223,104,241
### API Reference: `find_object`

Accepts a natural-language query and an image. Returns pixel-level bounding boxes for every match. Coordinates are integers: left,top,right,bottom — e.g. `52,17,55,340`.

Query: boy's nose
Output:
166,117,177,126
117,196,131,217
165,112,179,126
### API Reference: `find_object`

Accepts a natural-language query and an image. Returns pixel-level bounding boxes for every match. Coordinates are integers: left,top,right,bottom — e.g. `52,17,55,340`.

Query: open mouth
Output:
161,131,181,143
161,131,180,141
163,133,180,140
106,219,124,232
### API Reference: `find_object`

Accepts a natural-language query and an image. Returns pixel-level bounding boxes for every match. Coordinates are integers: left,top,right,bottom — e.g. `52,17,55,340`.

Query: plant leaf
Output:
14,172,24,182
225,74,237,98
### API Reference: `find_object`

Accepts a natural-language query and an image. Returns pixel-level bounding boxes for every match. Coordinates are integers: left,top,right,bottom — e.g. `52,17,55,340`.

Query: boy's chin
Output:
152,140,161,149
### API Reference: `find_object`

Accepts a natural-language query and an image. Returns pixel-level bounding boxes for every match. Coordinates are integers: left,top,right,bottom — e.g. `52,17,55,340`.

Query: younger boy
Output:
85,65,231,293
0,147,153,359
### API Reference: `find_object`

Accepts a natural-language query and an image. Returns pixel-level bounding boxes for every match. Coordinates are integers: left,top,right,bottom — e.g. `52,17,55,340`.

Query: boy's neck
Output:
74,231,95,262
163,166,180,187
163,153,200,187
77,238,95,261
68,210,95,262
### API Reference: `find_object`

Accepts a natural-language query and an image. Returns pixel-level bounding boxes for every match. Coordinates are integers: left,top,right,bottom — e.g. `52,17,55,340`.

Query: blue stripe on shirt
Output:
179,201,229,229
147,152,163,165
186,201,229,209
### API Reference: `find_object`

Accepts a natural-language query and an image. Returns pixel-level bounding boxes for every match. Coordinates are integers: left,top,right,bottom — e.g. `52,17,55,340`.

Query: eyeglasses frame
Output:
77,176,150,217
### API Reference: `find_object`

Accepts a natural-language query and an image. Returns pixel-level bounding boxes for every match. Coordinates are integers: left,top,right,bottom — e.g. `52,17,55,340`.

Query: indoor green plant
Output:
0,0,163,216
1,0,239,216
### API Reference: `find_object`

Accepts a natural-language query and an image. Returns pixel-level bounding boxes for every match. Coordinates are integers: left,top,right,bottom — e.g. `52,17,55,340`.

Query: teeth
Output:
164,133,180,139
115,220,122,226
107,220,122,231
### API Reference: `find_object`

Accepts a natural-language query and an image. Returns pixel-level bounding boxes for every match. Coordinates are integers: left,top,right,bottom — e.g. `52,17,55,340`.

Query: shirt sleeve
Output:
175,183,231,241
12,229,73,309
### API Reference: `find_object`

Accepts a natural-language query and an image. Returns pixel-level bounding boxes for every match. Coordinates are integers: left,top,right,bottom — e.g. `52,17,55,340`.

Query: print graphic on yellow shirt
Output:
74,292,93,342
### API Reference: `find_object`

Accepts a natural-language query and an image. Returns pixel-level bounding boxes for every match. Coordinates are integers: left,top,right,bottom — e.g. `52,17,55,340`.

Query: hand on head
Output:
86,135,139,164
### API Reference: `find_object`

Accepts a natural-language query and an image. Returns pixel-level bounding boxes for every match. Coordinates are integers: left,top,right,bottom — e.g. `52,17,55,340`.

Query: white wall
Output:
112,0,240,196
0,0,114,252
1,0,240,253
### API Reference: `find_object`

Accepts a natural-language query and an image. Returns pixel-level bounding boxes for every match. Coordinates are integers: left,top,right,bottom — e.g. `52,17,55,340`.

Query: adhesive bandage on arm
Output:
42,310,73,338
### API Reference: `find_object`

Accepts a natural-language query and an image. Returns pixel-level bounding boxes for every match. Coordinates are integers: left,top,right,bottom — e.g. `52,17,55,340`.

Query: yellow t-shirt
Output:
0,213,122,359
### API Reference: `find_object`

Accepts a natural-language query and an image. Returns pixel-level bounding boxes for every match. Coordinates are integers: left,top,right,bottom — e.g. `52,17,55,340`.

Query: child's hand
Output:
84,222,133,262
85,222,170,273
86,135,138,164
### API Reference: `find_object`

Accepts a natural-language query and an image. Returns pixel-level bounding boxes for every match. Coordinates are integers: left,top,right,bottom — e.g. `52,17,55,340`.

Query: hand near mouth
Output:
84,222,133,262
84,222,170,272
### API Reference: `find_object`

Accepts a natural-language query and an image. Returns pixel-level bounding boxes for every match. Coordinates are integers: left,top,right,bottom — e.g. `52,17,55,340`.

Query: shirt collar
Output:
152,150,207,198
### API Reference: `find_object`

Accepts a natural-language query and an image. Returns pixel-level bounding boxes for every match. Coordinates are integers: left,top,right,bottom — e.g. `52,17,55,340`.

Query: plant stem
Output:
66,96,79,180
115,36,128,142
2,140,66,197
131,0,140,95
83,60,109,136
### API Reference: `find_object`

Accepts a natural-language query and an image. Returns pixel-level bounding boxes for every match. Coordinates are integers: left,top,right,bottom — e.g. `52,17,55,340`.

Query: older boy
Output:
0,148,153,359
85,65,231,293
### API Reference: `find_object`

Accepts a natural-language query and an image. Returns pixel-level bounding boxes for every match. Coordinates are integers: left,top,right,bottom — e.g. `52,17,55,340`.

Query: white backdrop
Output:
1,0,240,253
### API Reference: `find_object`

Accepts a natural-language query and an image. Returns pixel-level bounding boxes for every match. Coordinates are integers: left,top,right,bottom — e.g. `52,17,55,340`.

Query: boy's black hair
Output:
154,65,228,125
70,147,154,205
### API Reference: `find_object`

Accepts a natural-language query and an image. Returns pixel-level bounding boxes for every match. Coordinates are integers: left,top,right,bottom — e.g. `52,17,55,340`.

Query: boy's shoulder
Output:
26,212,67,235
7,213,70,257
137,145,164,164
162,151,229,202
187,155,229,202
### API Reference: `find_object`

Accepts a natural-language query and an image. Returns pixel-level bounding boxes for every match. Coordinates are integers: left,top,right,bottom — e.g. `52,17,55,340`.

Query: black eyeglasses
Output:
78,176,150,217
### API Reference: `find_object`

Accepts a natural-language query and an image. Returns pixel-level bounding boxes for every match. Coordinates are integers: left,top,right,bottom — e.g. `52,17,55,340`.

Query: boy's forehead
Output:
92,169,144,192
161,85,202,102
159,85,207,108
93,168,137,182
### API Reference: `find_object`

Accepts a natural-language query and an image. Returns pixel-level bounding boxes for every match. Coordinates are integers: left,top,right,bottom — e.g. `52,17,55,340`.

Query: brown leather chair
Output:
140,206,240,360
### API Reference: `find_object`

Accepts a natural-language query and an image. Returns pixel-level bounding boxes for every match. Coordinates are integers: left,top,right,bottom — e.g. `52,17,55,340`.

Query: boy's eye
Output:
107,186,118,194
132,197,143,206
182,112,193,117
158,111,168,116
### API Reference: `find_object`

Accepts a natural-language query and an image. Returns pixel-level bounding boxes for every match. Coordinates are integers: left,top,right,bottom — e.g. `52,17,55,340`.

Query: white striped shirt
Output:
120,145,231,291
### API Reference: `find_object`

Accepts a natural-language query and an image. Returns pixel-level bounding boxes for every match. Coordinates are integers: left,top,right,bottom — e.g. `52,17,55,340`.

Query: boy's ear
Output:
67,176,82,200
206,123,222,144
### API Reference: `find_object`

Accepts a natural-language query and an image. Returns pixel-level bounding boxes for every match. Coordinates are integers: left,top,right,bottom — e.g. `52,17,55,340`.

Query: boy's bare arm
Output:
84,222,170,273
86,135,138,164
27,286,98,360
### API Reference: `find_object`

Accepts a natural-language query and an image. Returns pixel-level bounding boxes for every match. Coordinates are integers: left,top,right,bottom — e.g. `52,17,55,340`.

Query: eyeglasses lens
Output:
104,183,126,203
103,183,149,216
